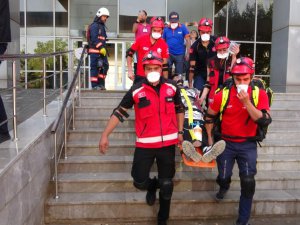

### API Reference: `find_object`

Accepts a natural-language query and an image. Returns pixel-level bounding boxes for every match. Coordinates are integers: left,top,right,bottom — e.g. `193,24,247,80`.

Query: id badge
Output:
143,28,148,33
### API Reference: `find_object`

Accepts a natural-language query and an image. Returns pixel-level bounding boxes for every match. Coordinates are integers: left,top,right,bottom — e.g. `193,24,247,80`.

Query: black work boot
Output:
215,187,228,201
146,177,157,206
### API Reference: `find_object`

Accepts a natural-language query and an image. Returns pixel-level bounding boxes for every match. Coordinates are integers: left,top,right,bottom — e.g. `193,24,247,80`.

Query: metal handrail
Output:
0,51,72,60
0,50,72,140
50,45,87,199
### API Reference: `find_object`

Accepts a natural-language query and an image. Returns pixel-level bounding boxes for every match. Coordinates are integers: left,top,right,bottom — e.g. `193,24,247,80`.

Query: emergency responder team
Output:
96,7,272,225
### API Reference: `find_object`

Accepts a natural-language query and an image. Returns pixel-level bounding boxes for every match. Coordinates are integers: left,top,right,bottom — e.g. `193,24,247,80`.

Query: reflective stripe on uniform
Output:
136,132,178,144
98,74,106,79
88,48,100,54
91,77,98,82
96,42,102,48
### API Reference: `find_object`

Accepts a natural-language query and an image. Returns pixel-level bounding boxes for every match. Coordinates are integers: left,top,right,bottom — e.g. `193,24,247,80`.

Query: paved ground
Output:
1,88,59,130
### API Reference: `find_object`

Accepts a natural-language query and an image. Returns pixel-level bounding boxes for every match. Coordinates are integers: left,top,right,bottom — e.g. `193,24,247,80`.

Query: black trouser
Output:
0,43,9,136
131,145,176,222
0,95,9,135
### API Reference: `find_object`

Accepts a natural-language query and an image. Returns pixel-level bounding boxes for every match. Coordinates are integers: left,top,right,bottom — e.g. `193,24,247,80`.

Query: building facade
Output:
3,0,299,92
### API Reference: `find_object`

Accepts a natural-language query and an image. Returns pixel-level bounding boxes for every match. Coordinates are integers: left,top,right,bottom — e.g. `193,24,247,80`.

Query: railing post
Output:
78,67,81,107
83,51,86,89
64,108,68,159
12,60,18,141
60,54,63,102
54,132,59,199
43,57,47,116
72,87,75,130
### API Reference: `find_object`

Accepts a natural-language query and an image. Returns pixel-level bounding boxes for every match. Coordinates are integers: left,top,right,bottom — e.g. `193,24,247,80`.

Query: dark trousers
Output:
0,43,9,136
0,95,9,135
131,145,176,222
216,140,257,224
90,53,109,88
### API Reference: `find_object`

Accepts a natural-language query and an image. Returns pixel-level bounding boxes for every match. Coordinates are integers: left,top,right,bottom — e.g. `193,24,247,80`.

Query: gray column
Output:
270,0,300,93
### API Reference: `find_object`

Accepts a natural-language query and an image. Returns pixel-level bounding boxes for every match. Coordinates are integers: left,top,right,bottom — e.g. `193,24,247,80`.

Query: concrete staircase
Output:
44,91,300,225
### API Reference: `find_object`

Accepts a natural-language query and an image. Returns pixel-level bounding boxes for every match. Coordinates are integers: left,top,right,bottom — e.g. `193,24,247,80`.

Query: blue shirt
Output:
163,23,189,55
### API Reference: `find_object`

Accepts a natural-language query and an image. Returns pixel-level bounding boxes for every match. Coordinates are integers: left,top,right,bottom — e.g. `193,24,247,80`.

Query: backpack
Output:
214,77,273,143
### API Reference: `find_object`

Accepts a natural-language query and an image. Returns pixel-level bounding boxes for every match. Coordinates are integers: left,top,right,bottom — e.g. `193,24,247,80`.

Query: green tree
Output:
20,39,68,88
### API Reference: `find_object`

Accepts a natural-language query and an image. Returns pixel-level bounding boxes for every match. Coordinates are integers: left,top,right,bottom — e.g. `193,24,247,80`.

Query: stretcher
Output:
178,144,216,168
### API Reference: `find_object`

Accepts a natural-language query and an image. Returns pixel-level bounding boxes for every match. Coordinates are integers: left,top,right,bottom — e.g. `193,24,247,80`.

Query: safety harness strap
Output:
181,89,197,140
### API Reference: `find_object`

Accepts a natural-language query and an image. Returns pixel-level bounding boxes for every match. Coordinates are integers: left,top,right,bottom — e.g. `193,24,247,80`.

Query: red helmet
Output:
150,17,165,28
142,50,163,66
215,36,230,50
231,57,255,75
198,18,213,32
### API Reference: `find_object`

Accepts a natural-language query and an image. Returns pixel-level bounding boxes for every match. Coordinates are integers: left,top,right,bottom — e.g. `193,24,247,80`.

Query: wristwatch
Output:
178,131,184,135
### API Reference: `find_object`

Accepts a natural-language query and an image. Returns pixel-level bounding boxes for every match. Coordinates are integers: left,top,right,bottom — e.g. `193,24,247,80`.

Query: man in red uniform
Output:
199,36,239,106
204,57,271,225
126,17,169,83
100,50,184,225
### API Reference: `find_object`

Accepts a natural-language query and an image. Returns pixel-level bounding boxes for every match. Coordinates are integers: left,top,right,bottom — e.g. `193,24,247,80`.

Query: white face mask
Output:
236,84,248,93
170,23,178,29
147,71,161,83
152,32,161,40
217,52,229,59
201,33,210,41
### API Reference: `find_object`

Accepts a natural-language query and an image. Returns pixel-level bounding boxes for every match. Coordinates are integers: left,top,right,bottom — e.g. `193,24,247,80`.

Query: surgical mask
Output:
147,71,161,83
170,23,178,29
236,84,248,93
201,33,210,41
217,52,229,59
152,32,161,39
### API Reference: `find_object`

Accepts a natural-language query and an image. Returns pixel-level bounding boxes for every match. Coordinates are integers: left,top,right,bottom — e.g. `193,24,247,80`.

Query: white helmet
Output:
96,7,110,17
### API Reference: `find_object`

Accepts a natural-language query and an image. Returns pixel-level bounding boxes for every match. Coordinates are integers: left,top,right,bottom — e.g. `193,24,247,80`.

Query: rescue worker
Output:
172,74,225,163
100,50,184,225
88,7,109,90
189,18,216,90
204,57,272,225
132,10,151,76
127,17,169,84
199,36,239,106
163,12,190,78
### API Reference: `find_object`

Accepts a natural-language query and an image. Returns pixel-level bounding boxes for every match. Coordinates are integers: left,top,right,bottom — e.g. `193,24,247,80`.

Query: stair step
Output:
44,215,300,225
272,93,300,101
67,141,134,156
58,154,300,173
74,117,135,128
57,170,300,193
75,107,134,117
80,96,124,106
45,190,300,223
68,128,136,142
80,90,126,98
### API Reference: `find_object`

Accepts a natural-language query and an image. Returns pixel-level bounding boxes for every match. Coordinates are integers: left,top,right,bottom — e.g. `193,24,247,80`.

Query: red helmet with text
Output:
142,50,163,67
231,57,255,75
198,18,213,32
215,36,230,50
150,17,165,28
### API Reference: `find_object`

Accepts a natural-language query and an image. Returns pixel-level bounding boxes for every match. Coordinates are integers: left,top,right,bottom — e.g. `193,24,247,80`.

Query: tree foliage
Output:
20,39,68,88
